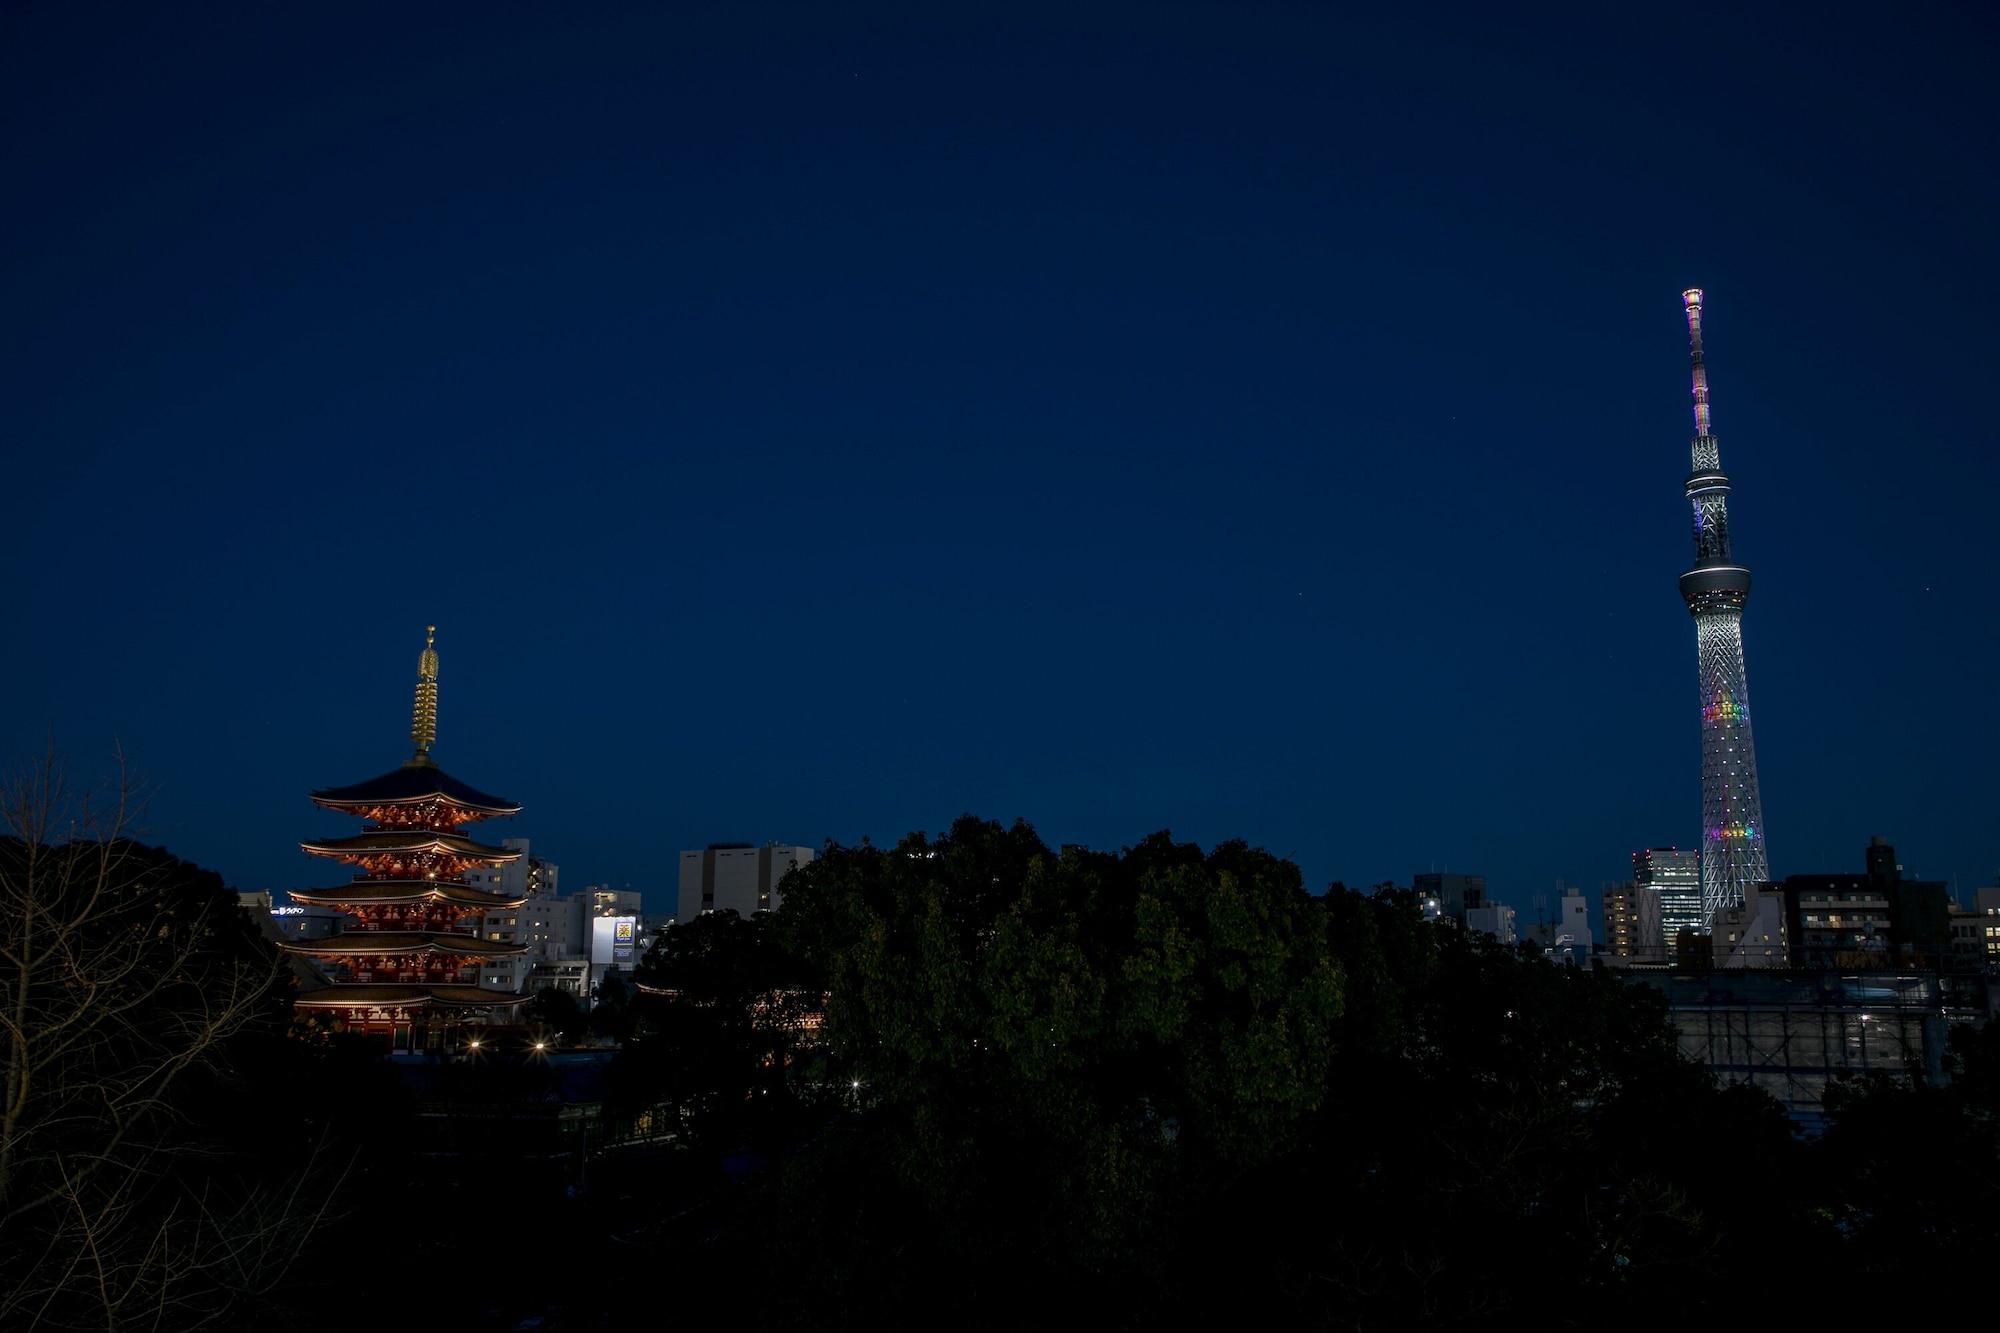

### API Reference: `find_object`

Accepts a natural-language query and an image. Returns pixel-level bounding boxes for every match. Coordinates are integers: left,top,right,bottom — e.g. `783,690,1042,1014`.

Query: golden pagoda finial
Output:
407,624,439,768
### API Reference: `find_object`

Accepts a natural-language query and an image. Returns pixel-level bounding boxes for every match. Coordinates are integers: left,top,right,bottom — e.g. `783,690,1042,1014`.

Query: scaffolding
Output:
1629,970,1947,1126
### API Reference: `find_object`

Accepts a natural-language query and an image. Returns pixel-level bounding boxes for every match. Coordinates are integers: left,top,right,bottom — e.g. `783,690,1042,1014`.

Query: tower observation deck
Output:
1677,289,1769,922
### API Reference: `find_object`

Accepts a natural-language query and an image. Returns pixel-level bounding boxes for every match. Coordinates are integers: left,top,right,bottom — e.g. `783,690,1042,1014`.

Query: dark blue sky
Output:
6,4,1995,915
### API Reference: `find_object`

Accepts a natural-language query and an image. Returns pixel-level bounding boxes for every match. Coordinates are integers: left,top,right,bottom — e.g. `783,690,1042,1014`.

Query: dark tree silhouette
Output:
524,985,589,1045
0,754,338,1330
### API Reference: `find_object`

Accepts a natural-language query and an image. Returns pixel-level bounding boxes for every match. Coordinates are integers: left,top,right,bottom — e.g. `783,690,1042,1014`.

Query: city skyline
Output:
6,8,1996,905
5,11,1994,1328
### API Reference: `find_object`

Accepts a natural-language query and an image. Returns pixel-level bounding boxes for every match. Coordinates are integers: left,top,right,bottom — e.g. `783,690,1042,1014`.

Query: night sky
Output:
6,5,1996,916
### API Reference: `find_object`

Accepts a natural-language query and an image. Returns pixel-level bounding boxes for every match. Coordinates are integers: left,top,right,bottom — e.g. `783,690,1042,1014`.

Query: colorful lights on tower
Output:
1675,289,1770,922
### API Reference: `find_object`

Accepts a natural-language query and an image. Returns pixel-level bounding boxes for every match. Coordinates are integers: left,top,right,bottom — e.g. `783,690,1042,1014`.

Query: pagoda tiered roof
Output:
293,984,530,1009
287,879,528,909
299,830,521,862
292,627,535,1037
279,931,530,958
311,763,521,819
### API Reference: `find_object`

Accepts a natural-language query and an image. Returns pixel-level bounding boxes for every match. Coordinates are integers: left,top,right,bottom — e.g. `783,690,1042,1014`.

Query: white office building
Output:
677,843,815,920
1528,886,1594,965
468,838,559,902
477,890,584,992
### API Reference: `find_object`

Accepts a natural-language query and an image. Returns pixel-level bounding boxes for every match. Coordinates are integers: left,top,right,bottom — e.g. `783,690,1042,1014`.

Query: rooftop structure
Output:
1676,290,1771,922
286,627,530,1048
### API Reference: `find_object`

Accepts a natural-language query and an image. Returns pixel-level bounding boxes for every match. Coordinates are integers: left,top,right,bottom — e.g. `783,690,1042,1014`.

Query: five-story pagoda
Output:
286,627,530,1049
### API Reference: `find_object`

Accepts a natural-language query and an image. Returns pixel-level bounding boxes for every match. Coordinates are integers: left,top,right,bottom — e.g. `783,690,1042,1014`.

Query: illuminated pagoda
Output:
286,626,530,1048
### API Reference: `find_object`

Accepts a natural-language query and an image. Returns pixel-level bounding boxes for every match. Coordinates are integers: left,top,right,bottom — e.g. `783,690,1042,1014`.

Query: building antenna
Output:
1684,287,1713,437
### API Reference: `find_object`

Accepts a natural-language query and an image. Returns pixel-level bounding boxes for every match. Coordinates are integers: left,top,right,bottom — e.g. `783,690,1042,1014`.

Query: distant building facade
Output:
478,890,589,992
241,891,351,943
1601,883,1640,959
1408,872,1518,946
677,843,815,920
1601,881,1663,964
1712,884,1787,969
1412,873,1487,920
1774,837,1951,971
1644,839,1954,974
1948,886,2000,972
462,877,669,999
467,837,558,902
271,900,349,942
1525,887,1593,964
1463,903,1516,946
1634,848,1703,962
587,886,643,918
529,958,591,997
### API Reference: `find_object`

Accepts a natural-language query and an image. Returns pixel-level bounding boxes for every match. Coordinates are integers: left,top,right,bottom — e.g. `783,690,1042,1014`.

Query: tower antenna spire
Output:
407,624,439,767
1683,287,1712,437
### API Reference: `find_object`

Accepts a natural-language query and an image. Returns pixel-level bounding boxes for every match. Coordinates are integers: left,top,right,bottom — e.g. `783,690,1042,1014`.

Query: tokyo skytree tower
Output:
1676,288,1769,921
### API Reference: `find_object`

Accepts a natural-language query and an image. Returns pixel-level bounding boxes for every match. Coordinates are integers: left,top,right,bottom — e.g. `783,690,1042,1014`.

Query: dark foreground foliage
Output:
33,816,1995,1330
0,834,332,1331
578,819,1999,1330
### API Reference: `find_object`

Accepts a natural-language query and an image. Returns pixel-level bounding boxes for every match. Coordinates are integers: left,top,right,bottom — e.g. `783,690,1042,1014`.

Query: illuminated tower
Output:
1676,289,1769,921
286,627,531,1049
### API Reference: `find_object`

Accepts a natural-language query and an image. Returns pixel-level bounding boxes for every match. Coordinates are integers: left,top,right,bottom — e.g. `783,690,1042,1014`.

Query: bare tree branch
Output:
0,750,342,1331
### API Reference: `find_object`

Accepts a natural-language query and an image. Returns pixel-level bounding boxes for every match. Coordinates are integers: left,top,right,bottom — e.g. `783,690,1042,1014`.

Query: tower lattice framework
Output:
1677,289,1769,921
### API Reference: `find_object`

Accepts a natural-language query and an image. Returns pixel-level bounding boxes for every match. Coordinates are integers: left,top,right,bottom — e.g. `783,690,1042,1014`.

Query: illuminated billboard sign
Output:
592,915,639,968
